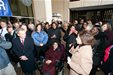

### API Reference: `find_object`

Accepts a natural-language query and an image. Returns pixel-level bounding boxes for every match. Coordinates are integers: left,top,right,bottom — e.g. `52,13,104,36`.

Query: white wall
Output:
52,0,69,22
69,0,113,8
32,0,52,24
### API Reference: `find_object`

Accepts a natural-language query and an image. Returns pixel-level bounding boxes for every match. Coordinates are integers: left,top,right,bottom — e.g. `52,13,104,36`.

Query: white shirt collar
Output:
19,38,25,43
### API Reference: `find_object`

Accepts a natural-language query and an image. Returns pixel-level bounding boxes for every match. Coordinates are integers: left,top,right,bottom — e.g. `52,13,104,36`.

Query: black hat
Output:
94,25,103,32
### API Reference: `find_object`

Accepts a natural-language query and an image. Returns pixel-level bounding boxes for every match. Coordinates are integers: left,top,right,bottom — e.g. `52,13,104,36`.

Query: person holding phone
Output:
68,30,95,75
63,25,78,58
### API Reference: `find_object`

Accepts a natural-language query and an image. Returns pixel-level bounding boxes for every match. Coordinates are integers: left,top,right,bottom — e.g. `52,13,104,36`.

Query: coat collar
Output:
75,45,91,52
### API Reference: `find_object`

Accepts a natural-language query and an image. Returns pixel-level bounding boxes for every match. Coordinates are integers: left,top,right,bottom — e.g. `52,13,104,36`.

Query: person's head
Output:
20,25,27,32
67,25,76,34
76,30,95,46
73,20,78,24
51,19,55,23
83,22,88,29
36,20,40,24
70,25,76,31
29,21,32,24
85,24,93,31
18,22,22,26
7,26,13,33
95,21,100,26
8,21,11,24
14,23,19,28
42,20,46,24
0,21,7,28
35,24,42,32
80,19,84,24
63,23,68,31
91,25,102,35
45,22,49,29
28,24,35,30
99,21,103,26
53,41,58,50
51,22,57,29
87,20,92,25
102,22,112,32
17,28,26,39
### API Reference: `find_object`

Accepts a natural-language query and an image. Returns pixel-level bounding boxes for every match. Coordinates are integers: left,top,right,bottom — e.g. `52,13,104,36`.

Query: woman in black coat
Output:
5,26,18,63
48,22,61,46
63,25,78,57
90,25,108,75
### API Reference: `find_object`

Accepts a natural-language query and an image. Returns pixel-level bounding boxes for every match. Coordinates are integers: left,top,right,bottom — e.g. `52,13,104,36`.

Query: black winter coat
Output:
93,32,108,65
12,37,36,72
63,33,77,57
48,28,61,46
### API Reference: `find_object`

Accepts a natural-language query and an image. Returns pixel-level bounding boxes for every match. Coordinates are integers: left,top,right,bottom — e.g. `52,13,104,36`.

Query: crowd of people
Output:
0,19,113,75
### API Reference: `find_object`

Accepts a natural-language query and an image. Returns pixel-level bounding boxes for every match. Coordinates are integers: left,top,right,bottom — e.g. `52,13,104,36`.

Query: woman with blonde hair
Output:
28,24,35,31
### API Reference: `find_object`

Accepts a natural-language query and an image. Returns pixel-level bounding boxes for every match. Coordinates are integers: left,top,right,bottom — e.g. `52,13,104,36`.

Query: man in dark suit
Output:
12,28,36,75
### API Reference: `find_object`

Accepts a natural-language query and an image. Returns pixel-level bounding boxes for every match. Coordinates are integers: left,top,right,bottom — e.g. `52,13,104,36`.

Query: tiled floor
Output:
13,62,105,75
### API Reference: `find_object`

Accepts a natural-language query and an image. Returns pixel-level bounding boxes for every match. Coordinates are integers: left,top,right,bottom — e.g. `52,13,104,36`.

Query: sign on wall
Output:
0,0,12,16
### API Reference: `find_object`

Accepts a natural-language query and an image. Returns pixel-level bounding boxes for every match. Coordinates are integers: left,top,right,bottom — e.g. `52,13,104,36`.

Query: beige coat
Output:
69,45,93,75
60,29,66,48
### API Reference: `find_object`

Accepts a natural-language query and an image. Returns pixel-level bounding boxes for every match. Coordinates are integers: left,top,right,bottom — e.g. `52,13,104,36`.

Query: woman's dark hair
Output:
52,41,59,45
57,21,62,24
7,26,12,31
51,22,57,29
52,41,61,51
79,30,95,46
45,22,49,26
35,24,42,31
67,25,76,34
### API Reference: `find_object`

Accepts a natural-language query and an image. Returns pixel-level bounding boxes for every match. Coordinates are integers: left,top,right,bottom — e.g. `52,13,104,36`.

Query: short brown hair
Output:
79,30,95,46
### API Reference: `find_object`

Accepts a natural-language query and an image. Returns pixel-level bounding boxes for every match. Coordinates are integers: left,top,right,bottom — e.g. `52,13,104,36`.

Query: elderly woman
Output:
28,24,35,32
68,30,95,75
42,41,66,75
60,23,68,48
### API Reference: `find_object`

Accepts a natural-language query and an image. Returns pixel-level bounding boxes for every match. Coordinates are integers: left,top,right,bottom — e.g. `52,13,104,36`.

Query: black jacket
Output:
12,37,36,72
63,33,77,57
44,28,49,34
48,28,61,46
93,32,108,57
26,30,32,37
5,32,18,42
102,47,113,74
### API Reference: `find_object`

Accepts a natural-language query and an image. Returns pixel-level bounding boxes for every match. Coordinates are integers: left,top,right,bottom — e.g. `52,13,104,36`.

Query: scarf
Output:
103,45,113,62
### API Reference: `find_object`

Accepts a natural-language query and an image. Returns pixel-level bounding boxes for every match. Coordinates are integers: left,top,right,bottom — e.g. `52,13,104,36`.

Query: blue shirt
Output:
32,31,48,46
